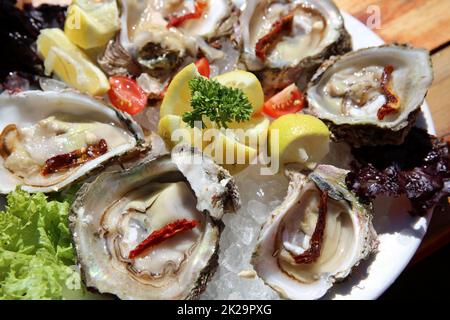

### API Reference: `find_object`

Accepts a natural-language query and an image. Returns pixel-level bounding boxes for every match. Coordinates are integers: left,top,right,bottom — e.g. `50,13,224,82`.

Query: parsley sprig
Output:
182,77,253,128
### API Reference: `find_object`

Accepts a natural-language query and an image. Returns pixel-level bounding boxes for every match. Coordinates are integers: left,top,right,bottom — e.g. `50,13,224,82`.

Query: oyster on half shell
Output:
100,0,239,96
306,45,434,147
240,0,351,96
70,146,240,300
252,165,378,300
0,90,145,194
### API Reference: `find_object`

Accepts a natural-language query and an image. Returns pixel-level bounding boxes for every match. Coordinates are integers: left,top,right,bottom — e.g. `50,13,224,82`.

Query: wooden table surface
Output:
335,0,450,264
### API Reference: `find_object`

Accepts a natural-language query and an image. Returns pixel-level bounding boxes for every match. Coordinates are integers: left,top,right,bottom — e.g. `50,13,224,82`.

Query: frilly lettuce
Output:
0,188,82,300
346,128,450,216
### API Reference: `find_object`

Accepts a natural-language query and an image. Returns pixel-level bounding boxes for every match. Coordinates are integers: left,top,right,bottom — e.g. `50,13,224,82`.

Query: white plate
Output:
321,12,435,300
0,11,436,301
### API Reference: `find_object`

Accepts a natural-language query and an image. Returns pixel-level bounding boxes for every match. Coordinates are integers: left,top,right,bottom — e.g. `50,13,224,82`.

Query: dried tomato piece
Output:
41,139,108,176
255,14,294,61
128,219,199,259
167,0,207,28
291,190,328,264
377,65,400,120
377,104,398,120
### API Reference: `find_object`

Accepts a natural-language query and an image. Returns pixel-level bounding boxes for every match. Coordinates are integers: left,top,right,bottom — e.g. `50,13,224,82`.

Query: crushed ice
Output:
201,142,352,300
201,165,288,300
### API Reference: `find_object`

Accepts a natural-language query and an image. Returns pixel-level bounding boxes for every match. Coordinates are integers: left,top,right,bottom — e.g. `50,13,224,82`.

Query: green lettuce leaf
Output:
0,188,82,300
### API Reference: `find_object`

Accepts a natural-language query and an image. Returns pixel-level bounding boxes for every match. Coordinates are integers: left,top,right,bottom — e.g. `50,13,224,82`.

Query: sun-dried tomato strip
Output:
41,139,108,176
255,14,294,61
292,190,328,264
167,0,207,28
377,65,400,120
128,219,199,259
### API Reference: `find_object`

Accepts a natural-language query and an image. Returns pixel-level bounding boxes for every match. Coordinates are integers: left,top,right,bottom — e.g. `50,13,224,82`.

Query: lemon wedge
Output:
204,116,269,173
37,28,110,96
37,28,79,58
64,0,119,49
158,115,205,150
268,114,330,166
227,115,270,149
159,115,269,173
205,131,259,174
214,70,264,114
160,63,200,118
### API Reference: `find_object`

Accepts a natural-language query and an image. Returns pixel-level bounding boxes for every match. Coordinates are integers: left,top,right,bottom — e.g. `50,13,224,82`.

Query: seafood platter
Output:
0,0,448,300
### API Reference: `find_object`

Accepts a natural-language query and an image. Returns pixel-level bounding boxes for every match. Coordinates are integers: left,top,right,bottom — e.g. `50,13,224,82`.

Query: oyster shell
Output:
0,90,145,194
240,0,351,96
70,146,240,300
252,165,378,300
306,44,434,147
100,0,239,92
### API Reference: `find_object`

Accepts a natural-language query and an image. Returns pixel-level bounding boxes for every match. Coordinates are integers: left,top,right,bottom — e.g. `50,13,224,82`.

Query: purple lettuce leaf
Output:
346,128,450,215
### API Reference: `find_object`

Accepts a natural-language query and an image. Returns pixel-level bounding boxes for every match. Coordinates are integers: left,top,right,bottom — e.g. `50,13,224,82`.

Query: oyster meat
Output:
70,147,240,300
240,0,351,96
252,165,378,300
0,90,144,193
306,45,434,147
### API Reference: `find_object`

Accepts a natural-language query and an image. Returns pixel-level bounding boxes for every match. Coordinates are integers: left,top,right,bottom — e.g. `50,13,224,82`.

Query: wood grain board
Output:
335,0,450,52
428,46,450,139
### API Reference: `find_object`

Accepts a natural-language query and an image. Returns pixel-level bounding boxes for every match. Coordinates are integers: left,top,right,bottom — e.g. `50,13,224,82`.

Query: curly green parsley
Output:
182,77,253,128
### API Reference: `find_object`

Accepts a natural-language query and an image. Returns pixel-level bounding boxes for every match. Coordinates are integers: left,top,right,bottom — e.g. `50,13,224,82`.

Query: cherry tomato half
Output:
108,76,148,116
262,83,305,118
195,57,211,78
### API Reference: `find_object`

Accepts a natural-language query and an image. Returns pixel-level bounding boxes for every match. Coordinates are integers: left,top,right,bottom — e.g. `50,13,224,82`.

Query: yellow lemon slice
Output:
37,28,109,96
227,115,270,150
64,0,119,49
158,115,205,151
37,27,79,57
214,70,264,115
160,63,200,118
205,130,259,174
268,114,330,166
158,115,268,174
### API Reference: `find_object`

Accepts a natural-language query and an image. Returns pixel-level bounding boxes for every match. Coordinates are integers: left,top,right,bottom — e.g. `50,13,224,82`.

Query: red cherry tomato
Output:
195,58,211,78
262,84,305,118
108,76,148,115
